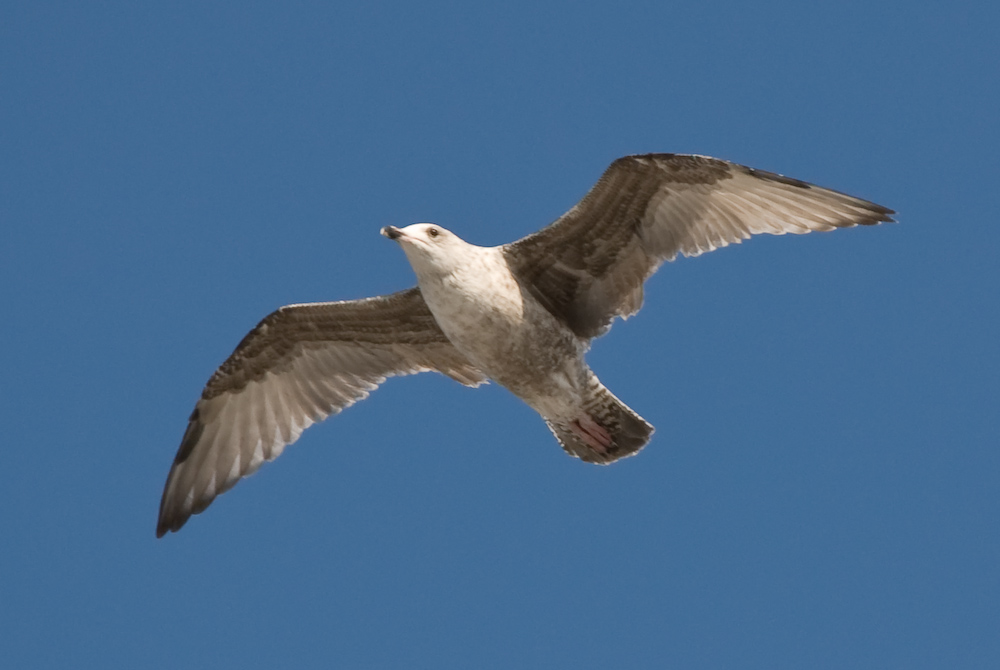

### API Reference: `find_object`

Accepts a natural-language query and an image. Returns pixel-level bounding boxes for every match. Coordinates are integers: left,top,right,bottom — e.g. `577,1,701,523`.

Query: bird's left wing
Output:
503,153,894,339
157,287,485,536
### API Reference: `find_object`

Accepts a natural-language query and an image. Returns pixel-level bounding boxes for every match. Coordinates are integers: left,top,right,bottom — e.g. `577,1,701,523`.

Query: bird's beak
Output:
381,226,403,240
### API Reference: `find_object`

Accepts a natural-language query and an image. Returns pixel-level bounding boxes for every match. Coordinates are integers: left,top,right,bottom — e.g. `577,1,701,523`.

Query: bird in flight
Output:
156,153,893,536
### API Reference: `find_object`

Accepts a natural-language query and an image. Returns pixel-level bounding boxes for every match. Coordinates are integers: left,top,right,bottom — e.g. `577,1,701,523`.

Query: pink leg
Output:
570,414,613,454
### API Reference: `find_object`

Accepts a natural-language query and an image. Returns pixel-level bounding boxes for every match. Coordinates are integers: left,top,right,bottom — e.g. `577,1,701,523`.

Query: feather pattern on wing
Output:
156,287,485,536
503,153,895,338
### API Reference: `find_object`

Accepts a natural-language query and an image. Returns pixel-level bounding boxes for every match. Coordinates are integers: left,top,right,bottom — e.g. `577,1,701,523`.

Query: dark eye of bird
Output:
428,227,440,238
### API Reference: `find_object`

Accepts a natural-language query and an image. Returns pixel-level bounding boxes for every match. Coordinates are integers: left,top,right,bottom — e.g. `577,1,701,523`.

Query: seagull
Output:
156,153,894,536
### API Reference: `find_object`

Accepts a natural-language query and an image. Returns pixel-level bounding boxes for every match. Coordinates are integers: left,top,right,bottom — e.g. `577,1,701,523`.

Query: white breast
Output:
419,248,526,360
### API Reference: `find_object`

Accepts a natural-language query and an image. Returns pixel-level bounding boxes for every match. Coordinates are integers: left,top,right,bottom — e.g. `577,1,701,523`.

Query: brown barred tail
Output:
545,382,653,464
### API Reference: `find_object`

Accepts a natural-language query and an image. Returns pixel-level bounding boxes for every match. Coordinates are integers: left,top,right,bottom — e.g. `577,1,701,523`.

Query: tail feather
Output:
545,382,654,464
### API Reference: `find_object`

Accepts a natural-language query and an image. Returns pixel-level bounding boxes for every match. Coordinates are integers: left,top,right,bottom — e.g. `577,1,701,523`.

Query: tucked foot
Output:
542,378,654,464
569,414,613,454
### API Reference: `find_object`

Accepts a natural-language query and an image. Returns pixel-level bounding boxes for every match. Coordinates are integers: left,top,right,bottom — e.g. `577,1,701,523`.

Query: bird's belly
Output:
432,293,586,407
417,261,588,409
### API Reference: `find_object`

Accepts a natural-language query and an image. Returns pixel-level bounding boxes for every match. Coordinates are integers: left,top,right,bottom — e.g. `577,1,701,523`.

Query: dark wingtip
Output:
155,511,176,538
155,511,190,538
157,411,203,537
858,204,896,226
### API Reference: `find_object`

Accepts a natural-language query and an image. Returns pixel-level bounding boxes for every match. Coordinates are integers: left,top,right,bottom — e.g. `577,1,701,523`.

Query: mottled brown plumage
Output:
504,154,893,338
157,153,893,537
157,290,486,537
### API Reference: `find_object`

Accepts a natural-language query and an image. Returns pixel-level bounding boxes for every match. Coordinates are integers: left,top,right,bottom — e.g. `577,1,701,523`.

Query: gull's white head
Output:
380,223,479,280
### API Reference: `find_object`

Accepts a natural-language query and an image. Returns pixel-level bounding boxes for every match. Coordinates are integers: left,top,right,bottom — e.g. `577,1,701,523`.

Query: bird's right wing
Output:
503,154,894,339
157,287,486,537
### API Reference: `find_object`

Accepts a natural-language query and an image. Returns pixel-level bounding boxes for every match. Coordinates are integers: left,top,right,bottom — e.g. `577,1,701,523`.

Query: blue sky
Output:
2,1,998,667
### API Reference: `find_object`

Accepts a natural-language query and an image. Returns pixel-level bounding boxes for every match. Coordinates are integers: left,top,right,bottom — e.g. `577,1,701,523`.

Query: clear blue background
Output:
2,2,997,667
